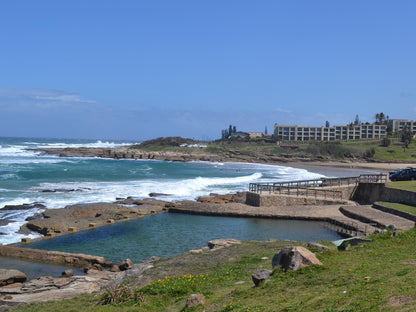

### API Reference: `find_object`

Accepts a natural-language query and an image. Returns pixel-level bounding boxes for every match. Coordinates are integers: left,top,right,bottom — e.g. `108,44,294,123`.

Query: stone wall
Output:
352,183,416,206
246,192,347,207
246,185,356,207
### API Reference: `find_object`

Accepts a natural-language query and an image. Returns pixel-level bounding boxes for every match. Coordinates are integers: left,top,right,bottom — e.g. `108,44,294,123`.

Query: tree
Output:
232,126,237,134
375,112,386,124
354,114,361,126
265,125,268,135
325,121,330,128
229,125,233,136
401,125,413,149
221,129,229,140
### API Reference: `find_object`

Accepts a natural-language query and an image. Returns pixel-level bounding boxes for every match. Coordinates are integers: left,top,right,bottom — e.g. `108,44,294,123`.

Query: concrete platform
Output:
340,205,415,230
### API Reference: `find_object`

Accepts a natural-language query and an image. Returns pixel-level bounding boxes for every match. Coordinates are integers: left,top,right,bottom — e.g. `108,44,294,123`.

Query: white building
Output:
274,124,387,141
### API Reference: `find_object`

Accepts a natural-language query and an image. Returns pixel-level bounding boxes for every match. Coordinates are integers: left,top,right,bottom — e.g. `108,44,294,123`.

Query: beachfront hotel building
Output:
387,119,416,134
273,123,387,141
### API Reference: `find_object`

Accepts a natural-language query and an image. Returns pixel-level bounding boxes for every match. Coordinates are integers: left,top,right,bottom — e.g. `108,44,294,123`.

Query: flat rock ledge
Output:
0,270,123,308
19,200,169,239
0,257,159,308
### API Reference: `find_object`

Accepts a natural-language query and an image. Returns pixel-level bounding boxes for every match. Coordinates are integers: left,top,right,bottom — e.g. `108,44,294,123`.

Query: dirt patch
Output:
402,261,416,266
388,295,413,307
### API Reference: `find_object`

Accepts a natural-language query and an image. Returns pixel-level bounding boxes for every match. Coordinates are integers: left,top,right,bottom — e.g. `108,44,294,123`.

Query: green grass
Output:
378,201,416,215
387,181,416,192
130,137,416,163
10,231,416,312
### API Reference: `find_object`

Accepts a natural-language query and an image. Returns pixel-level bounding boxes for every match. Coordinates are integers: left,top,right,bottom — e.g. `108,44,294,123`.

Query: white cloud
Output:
0,88,98,112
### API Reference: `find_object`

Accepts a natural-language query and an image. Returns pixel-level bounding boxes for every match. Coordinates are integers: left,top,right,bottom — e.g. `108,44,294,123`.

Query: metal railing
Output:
249,174,388,199
358,174,387,184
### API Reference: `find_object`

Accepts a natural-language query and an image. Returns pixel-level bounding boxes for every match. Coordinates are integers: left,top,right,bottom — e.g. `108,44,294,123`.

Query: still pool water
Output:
25,213,341,263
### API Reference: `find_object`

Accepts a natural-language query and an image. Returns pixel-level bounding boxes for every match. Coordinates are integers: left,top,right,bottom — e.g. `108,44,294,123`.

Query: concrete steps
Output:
339,205,415,231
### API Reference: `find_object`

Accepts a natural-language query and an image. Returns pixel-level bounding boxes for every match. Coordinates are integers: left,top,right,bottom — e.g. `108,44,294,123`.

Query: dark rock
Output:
186,293,206,308
1,203,45,211
119,259,133,271
0,219,12,226
0,269,27,286
272,246,322,271
25,212,44,222
251,269,272,287
149,193,171,197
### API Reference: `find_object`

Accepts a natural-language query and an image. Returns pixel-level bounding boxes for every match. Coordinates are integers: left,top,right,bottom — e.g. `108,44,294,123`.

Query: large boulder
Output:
0,269,27,286
272,246,322,271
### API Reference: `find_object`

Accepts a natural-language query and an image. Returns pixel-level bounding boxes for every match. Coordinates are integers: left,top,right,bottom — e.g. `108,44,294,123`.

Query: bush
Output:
381,138,391,147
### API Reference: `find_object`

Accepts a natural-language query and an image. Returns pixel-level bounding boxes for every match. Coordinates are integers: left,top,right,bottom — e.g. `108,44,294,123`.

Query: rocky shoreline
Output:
33,145,415,171
0,146,413,308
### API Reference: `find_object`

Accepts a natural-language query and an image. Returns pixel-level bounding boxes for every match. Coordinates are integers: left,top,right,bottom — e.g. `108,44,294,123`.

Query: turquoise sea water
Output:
0,136,336,245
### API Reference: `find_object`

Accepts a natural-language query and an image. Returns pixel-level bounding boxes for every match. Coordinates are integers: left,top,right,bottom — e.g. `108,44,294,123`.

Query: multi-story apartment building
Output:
387,119,416,134
274,124,387,141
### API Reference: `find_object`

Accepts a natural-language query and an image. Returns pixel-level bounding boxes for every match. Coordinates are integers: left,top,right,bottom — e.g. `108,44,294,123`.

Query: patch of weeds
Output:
98,285,146,306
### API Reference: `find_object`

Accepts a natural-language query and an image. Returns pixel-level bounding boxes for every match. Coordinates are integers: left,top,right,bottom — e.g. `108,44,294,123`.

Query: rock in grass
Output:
251,269,272,287
186,293,206,308
272,246,322,271
307,242,329,251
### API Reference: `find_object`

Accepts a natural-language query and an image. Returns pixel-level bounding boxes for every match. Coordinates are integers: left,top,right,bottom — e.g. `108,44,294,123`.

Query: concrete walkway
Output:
172,201,415,235
172,202,376,235
340,205,415,231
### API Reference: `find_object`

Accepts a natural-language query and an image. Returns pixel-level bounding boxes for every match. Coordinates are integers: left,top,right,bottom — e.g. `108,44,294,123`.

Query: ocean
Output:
0,137,372,246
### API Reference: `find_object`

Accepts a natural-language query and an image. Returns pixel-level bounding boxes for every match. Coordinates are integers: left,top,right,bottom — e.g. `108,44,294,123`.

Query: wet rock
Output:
25,212,44,222
149,193,171,197
0,219,12,226
0,203,45,211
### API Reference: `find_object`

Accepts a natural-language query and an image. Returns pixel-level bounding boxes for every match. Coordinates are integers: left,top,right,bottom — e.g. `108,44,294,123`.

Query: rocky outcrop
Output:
272,246,323,271
0,269,27,286
0,269,123,308
0,203,46,211
0,245,110,269
20,201,168,237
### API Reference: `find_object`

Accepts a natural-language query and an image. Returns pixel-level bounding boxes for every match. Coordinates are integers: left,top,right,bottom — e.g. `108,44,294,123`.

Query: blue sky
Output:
0,1,415,141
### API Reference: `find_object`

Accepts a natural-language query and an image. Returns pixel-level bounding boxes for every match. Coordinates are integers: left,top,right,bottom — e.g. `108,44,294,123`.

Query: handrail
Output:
249,174,388,197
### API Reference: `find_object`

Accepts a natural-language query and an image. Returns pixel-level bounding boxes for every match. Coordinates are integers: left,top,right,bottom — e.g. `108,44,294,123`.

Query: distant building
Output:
229,131,249,138
387,119,416,134
248,132,263,139
274,123,387,141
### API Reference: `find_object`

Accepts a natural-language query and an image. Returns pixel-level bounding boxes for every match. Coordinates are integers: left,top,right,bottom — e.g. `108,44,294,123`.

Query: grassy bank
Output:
131,137,416,163
10,230,416,311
